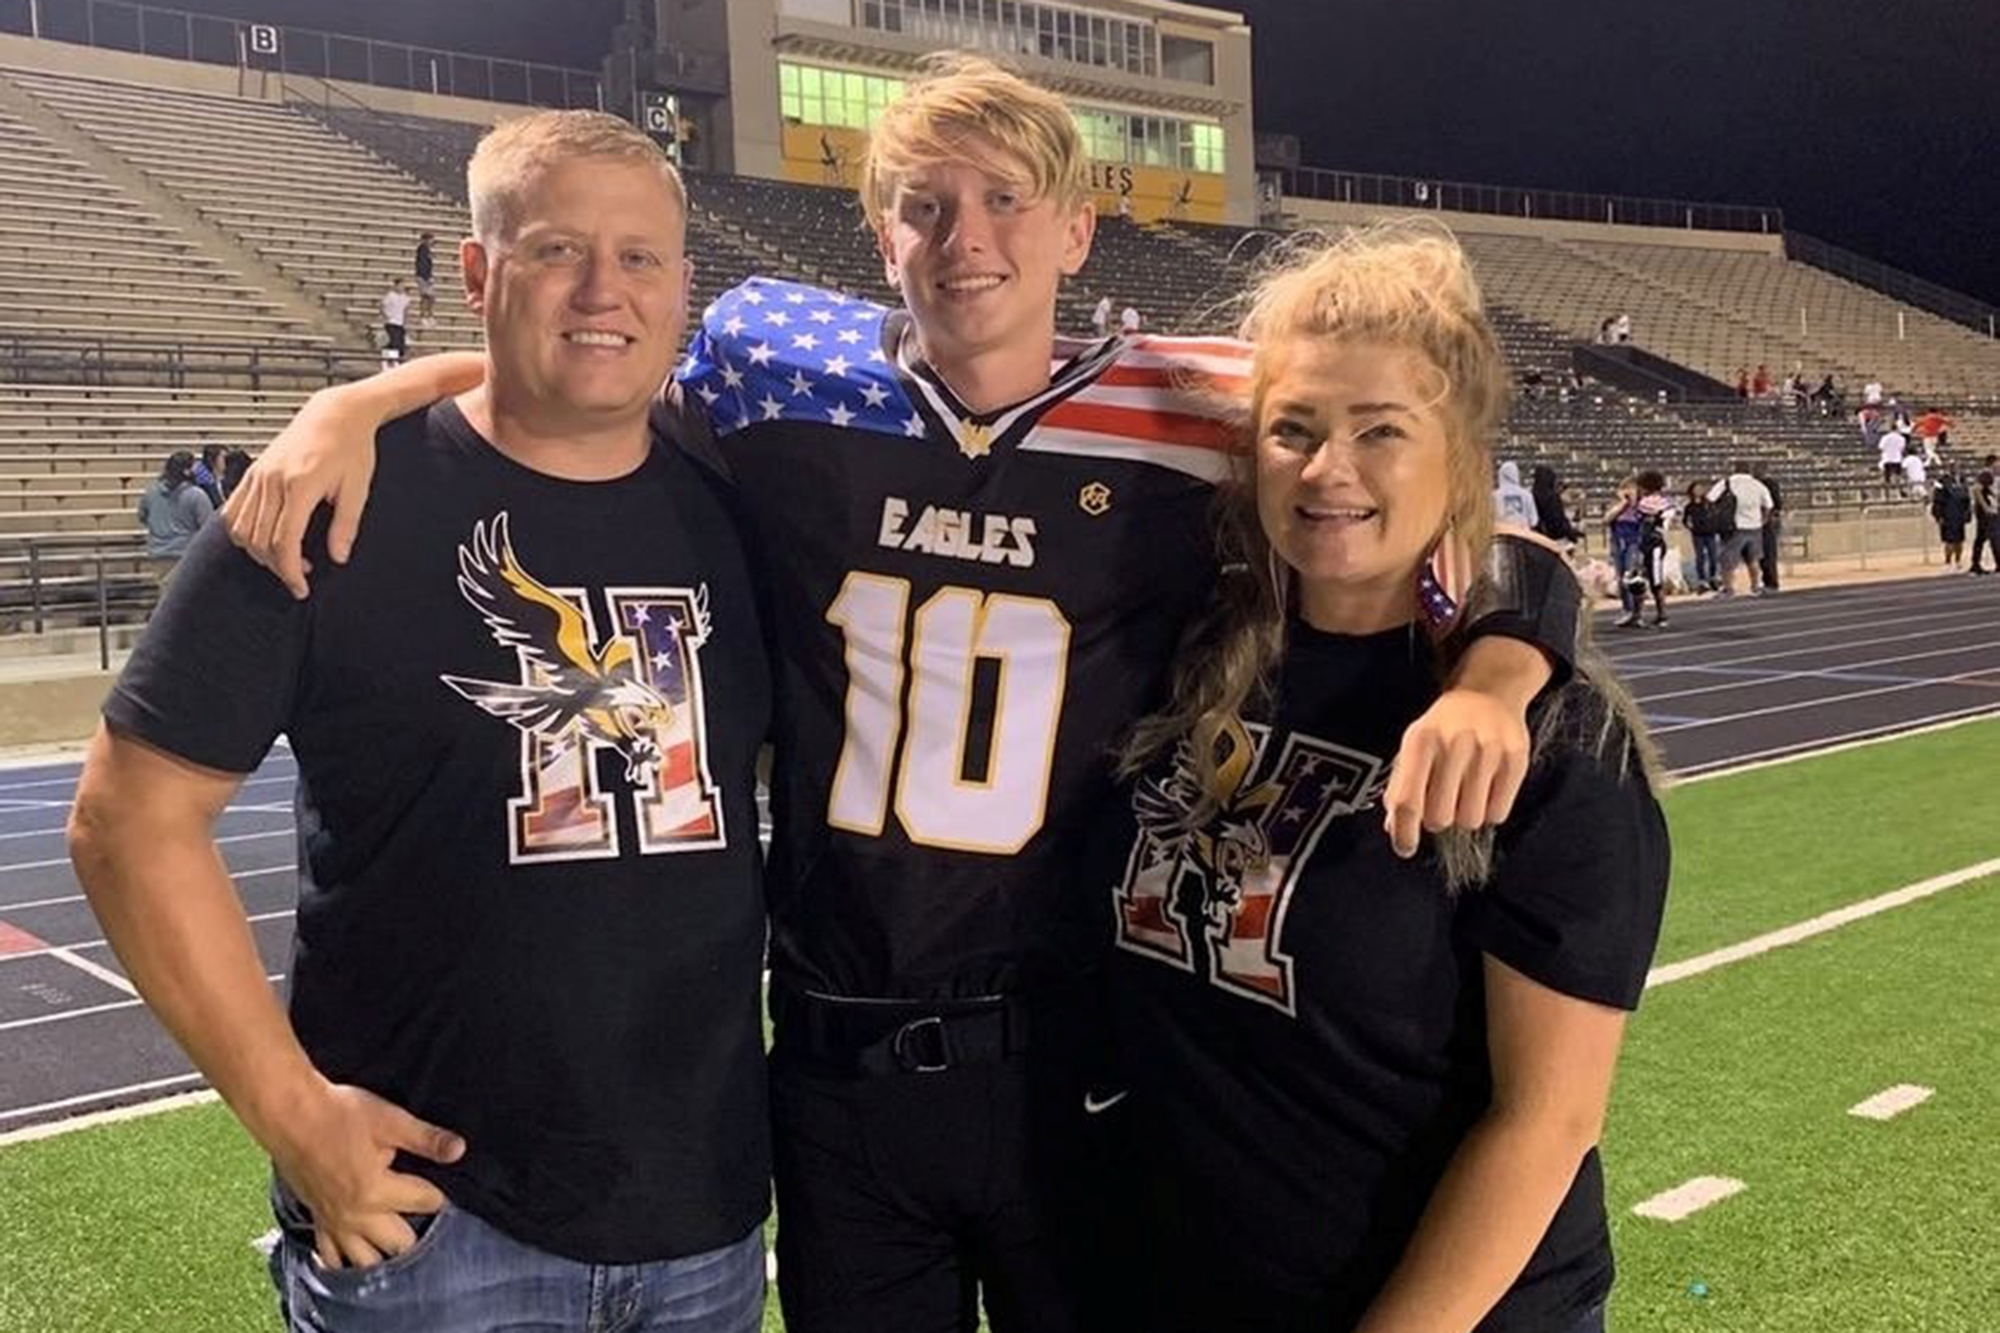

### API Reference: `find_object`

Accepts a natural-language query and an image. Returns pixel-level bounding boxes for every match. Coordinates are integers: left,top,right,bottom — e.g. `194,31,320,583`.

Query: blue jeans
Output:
269,1185,765,1333
1691,532,1720,588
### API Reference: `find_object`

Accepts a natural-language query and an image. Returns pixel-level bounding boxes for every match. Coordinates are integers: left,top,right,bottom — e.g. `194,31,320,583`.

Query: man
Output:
1752,463,1784,591
224,56,1578,1333
414,230,437,323
1089,293,1111,337
1972,456,2000,575
70,112,771,1331
1878,423,1907,495
379,277,413,366
1118,301,1141,335
1708,462,1774,597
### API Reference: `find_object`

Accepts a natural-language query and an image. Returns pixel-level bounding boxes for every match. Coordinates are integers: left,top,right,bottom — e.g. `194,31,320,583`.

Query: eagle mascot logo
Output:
440,513,706,787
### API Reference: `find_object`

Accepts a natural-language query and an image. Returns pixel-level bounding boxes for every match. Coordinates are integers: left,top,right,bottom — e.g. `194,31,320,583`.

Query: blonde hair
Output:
860,52,1088,231
1123,223,1658,886
467,110,686,245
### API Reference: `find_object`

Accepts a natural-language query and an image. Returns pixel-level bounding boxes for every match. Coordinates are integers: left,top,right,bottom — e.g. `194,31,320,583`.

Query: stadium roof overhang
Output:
770,29,1242,121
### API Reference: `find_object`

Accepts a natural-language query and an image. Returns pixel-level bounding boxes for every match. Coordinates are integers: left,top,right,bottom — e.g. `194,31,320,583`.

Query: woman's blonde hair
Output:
1123,223,1658,886
860,52,1089,232
467,110,686,246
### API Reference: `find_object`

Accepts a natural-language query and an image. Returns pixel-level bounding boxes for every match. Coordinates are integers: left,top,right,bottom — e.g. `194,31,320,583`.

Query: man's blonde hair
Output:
860,53,1088,230
467,110,686,245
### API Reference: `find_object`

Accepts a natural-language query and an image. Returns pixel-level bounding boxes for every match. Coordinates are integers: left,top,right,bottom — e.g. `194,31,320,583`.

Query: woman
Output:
1602,478,1644,617
1683,479,1721,592
1104,230,1669,1333
1610,471,1675,628
135,449,215,568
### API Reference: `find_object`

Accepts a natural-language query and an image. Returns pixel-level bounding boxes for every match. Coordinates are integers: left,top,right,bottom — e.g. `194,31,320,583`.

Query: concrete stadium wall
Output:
1285,196,1787,255
0,675,111,748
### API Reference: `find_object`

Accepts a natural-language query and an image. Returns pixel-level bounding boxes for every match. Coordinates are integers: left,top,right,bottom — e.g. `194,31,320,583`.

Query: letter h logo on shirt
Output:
440,513,727,863
1115,724,1382,1016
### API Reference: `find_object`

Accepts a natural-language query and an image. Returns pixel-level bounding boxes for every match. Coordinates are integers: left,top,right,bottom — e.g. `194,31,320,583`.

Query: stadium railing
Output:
0,0,602,109
0,331,378,390
1281,166,1783,235
0,531,153,664
1785,231,2000,343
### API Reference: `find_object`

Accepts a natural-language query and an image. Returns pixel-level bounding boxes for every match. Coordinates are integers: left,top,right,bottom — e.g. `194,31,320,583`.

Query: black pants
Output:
767,986,1137,1333
1761,520,1781,589
1973,519,2000,572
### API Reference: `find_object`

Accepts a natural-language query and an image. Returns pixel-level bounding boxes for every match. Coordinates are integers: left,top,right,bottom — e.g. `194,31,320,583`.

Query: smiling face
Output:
875,147,1093,380
464,156,689,434
1255,338,1460,634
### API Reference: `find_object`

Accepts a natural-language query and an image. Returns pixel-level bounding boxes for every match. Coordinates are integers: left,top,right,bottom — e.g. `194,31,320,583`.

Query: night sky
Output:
134,0,2000,306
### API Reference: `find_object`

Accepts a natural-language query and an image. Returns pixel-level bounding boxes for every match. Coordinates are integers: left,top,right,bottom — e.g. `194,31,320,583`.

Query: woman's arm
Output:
1352,957,1629,1333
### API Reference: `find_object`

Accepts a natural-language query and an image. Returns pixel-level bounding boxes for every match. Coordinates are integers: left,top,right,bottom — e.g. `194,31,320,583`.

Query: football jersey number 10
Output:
826,572,1071,854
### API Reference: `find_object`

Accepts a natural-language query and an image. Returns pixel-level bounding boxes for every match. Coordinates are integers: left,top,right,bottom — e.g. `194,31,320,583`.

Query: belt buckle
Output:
890,1015,951,1073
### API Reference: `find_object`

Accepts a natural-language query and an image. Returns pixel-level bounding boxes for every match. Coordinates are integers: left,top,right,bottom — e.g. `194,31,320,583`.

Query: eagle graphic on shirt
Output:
440,513,726,862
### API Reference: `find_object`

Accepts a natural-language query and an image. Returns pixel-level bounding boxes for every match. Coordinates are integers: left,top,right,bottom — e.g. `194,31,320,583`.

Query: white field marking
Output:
0,745,89,774
0,799,295,843
1631,1176,1746,1223
0,909,295,968
1651,667,2000,735
1605,598,1985,666
0,828,289,873
0,1083,214,1139
0,770,295,796
0,864,293,914
1646,856,2000,989
1848,1084,1934,1121
1636,637,2000,704
1603,577,1977,636
0,799,74,812
0,972,283,1033
1638,620,2000,675
1671,708,2000,784
47,946,136,996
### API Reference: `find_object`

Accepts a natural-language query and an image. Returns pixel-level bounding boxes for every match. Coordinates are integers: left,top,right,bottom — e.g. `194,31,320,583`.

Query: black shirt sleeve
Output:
1462,687,1670,1011
1457,534,1583,686
103,520,312,774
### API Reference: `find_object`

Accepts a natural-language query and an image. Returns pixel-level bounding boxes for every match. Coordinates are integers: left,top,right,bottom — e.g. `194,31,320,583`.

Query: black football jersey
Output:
680,278,1245,998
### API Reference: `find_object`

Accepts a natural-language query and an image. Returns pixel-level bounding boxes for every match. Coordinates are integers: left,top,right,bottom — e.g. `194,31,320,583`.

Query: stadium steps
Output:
0,70,355,348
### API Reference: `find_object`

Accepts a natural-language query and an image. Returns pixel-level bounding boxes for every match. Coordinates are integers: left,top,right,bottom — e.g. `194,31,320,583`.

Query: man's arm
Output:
224,352,486,597
68,726,464,1270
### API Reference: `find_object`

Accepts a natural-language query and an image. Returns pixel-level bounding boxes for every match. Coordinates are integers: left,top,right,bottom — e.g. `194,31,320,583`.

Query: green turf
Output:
1654,719,2000,961
2,721,1995,1331
1605,873,2000,1332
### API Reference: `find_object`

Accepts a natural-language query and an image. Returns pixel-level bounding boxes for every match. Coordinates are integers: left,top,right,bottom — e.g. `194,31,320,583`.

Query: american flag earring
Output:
1417,532,1464,631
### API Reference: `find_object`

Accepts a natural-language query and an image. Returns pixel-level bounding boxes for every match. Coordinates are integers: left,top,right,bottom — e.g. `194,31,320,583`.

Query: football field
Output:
2,715,1996,1331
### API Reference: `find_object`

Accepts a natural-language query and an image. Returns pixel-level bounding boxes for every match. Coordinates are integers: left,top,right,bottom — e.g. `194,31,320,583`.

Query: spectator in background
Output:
1812,373,1840,416
1597,316,1616,345
1091,294,1112,338
1932,470,1971,569
1901,449,1928,500
1708,462,1773,597
1878,424,1908,495
1492,460,1538,529
1914,409,1952,463
1119,303,1142,336
1751,363,1772,399
1611,312,1632,344
380,278,413,367
1863,379,1884,406
136,450,214,571
1752,464,1784,591
1972,460,2000,575
1530,464,1579,544
414,231,437,324
192,444,226,510
1682,480,1723,593
1735,366,1750,398
1610,470,1675,627
219,448,252,503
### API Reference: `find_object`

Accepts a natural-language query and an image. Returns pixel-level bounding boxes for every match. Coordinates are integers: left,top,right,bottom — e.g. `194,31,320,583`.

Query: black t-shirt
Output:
104,400,772,1263
414,240,434,280
1102,621,1670,1331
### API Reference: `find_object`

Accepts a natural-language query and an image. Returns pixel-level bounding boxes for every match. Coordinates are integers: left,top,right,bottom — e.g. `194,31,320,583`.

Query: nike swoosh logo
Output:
1083,1090,1129,1115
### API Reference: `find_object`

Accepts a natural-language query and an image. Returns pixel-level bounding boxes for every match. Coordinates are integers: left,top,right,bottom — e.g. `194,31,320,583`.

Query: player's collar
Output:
885,314,1123,461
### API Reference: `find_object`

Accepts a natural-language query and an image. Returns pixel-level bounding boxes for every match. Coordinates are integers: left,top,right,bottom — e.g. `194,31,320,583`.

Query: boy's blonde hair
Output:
467,110,686,245
860,53,1088,230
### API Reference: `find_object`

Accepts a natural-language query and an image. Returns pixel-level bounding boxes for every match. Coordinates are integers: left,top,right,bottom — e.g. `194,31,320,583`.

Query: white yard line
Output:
1651,667,2000,735
1635,637,2000,704
1646,856,2000,989
1631,1176,1746,1222
1848,1085,1934,1121
0,909,295,968
46,946,137,996
0,829,289,874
